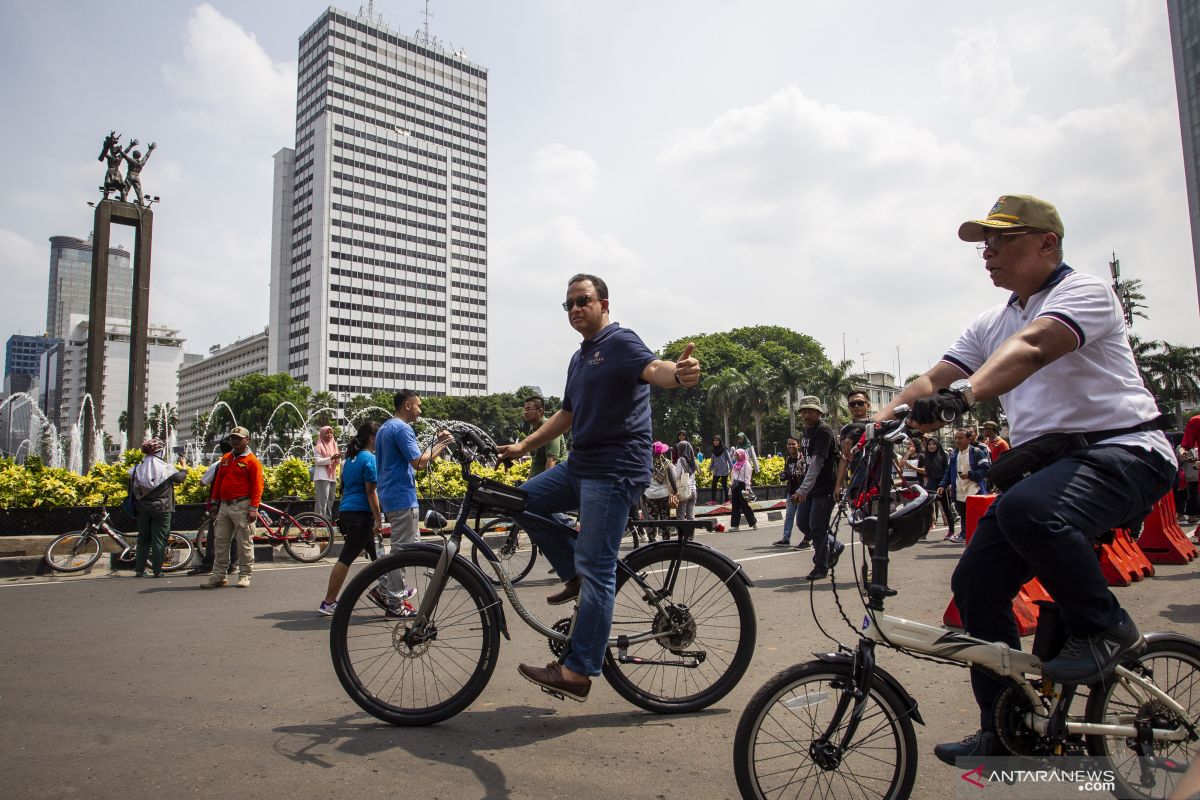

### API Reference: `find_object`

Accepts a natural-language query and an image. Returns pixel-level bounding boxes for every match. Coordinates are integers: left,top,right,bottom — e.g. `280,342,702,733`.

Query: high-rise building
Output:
1169,0,1200,311
177,328,269,441
46,235,133,340
270,7,489,399
5,334,61,381
55,315,186,445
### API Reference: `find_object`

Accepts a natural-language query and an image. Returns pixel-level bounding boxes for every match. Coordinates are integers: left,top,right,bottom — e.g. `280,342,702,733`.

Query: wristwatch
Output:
948,378,976,410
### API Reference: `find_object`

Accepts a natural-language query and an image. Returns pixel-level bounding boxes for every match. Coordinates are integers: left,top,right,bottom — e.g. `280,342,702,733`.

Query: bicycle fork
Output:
808,640,879,770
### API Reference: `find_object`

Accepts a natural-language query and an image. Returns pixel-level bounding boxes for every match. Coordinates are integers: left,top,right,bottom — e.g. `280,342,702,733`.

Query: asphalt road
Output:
2,518,1199,800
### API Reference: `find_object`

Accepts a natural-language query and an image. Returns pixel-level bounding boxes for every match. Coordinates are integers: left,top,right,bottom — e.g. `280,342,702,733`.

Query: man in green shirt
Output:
524,395,565,476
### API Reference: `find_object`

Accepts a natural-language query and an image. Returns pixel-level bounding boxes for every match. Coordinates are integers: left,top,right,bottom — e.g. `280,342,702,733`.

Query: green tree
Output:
736,365,779,452
772,357,814,437
308,391,339,429
1145,342,1200,421
145,402,178,440
1115,278,1149,325
705,368,746,444
810,359,863,427
215,373,312,454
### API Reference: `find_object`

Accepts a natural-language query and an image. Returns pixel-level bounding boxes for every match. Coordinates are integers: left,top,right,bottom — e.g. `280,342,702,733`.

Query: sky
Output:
2,0,1198,398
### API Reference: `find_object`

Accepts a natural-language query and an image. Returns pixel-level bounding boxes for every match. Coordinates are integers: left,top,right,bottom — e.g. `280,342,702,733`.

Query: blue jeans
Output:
797,495,837,568
518,460,645,676
952,444,1176,731
781,495,803,543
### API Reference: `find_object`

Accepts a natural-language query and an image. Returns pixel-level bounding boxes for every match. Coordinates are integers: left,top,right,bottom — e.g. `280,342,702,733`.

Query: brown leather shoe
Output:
518,662,591,702
546,576,581,605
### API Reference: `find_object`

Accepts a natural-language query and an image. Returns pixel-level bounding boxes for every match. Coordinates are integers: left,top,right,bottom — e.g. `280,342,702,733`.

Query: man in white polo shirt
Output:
880,195,1177,765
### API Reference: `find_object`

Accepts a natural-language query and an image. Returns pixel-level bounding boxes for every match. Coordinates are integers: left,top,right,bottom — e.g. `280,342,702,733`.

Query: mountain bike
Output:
44,502,194,573
192,497,334,563
733,406,1200,800
329,426,758,726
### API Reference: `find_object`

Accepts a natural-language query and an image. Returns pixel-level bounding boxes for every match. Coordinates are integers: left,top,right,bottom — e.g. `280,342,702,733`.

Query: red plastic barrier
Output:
942,494,1048,636
1135,492,1198,564
1097,528,1154,585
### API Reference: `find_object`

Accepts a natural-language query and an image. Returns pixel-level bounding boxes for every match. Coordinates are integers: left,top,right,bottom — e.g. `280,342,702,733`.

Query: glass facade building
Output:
269,7,488,398
46,235,133,341
1169,0,1200,311
5,334,60,378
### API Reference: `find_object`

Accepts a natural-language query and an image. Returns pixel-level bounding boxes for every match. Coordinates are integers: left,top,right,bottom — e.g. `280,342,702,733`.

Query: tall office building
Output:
46,235,133,340
1169,0,1200,311
177,328,269,441
270,7,489,399
5,334,61,384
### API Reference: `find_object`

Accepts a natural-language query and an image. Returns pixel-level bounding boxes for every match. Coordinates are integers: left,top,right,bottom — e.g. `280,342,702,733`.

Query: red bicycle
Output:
193,497,335,563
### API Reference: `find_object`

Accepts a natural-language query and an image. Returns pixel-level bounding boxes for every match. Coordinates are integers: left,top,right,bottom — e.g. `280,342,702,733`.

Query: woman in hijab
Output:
128,439,188,577
709,435,731,503
729,447,758,531
643,441,677,542
313,425,340,520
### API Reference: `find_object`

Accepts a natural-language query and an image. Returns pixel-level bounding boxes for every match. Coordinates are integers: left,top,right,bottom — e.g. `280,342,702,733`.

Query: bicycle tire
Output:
44,531,103,573
160,533,195,571
329,548,501,726
733,660,918,800
193,511,217,560
469,517,538,585
602,543,756,713
283,512,335,562
1084,636,1200,800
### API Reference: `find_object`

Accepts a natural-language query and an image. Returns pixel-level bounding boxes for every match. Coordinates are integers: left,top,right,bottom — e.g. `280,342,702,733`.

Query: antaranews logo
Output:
961,766,985,788
954,757,1118,798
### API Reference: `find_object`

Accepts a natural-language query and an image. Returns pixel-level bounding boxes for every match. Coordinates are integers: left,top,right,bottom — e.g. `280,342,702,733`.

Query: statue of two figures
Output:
99,131,156,205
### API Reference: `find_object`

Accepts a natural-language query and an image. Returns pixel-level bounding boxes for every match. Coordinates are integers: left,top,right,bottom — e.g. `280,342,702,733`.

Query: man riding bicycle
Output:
879,194,1177,764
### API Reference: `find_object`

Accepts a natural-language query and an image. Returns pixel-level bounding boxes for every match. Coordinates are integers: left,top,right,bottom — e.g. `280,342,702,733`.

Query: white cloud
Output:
0,229,46,336
939,25,1026,117
161,3,295,142
526,144,599,209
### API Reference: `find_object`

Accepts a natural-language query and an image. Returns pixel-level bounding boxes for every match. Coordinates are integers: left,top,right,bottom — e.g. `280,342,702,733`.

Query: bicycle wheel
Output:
160,533,194,572
283,512,335,562
193,511,217,560
733,661,918,800
1085,637,1200,799
470,517,538,585
44,531,103,573
330,547,501,726
603,543,756,713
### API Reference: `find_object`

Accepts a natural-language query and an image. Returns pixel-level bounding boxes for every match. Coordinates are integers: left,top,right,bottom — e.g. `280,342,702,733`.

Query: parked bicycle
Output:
193,497,334,563
329,426,758,725
733,406,1200,800
44,501,194,573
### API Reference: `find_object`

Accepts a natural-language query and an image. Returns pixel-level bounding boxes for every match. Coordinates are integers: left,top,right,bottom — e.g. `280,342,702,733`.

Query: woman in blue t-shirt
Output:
319,421,381,616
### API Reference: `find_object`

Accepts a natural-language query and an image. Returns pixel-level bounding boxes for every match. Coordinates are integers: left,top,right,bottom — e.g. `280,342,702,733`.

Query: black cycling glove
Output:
910,389,967,425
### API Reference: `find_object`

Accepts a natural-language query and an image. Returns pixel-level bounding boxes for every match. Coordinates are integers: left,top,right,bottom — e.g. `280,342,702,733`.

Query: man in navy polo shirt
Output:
498,273,701,701
880,195,1176,765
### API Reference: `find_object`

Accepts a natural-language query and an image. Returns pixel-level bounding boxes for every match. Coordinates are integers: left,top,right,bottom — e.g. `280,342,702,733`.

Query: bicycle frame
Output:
837,414,1198,749
410,468,724,664
88,510,135,558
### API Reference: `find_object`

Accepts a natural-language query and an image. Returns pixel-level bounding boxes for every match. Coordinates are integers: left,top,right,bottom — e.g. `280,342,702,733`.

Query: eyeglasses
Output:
976,231,1033,255
561,294,593,311
848,400,868,408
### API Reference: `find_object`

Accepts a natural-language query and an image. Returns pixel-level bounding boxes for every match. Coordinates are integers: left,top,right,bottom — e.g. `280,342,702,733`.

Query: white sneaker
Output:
318,600,337,616
236,575,251,588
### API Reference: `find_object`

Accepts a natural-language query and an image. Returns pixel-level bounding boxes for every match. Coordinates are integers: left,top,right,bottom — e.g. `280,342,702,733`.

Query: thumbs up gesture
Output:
673,342,700,388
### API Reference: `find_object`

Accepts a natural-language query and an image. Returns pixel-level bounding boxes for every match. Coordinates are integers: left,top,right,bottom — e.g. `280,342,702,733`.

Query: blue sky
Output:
2,1,1197,396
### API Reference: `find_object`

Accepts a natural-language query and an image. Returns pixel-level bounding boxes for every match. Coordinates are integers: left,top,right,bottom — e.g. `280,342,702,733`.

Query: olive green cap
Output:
958,194,1064,242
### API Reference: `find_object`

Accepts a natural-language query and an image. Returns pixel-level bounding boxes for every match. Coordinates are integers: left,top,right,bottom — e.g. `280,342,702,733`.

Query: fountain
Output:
0,392,65,468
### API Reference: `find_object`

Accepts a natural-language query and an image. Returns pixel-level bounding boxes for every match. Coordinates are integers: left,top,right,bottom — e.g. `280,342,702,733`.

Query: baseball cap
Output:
958,195,1064,242
229,426,251,439
982,420,1000,430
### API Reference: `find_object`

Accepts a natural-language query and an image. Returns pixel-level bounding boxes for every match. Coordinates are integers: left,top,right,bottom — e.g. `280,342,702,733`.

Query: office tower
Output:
177,328,269,441
5,334,61,387
1169,0,1200,311
46,235,133,340
269,7,489,399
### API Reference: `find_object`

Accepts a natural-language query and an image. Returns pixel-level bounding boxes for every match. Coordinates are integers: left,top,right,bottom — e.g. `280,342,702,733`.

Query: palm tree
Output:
146,402,179,440
1127,334,1164,397
1115,278,1149,325
705,368,746,444
1145,343,1200,421
773,359,812,436
810,359,863,427
737,366,779,452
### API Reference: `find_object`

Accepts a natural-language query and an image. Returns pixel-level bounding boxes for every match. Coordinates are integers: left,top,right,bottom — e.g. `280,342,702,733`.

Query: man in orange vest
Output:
202,425,264,589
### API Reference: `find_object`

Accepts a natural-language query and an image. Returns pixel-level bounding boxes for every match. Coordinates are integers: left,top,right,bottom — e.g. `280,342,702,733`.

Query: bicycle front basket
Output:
471,477,528,513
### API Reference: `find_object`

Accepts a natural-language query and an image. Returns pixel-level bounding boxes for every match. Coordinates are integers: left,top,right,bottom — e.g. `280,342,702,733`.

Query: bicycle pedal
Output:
539,686,567,701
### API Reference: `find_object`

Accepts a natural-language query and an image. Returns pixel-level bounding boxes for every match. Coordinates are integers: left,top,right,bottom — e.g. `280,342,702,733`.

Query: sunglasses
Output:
561,294,594,311
848,400,868,408
976,230,1034,254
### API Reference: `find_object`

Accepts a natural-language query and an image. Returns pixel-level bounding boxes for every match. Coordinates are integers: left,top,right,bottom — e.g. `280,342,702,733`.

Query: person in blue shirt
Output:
374,390,453,610
319,421,380,616
498,273,701,702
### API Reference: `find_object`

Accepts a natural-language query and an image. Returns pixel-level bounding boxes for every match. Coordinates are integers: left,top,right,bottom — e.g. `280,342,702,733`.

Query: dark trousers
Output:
797,495,837,568
934,491,957,531
1184,481,1199,517
954,500,968,534
951,445,1175,731
710,474,729,503
730,482,756,528
134,509,170,574
337,510,379,566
